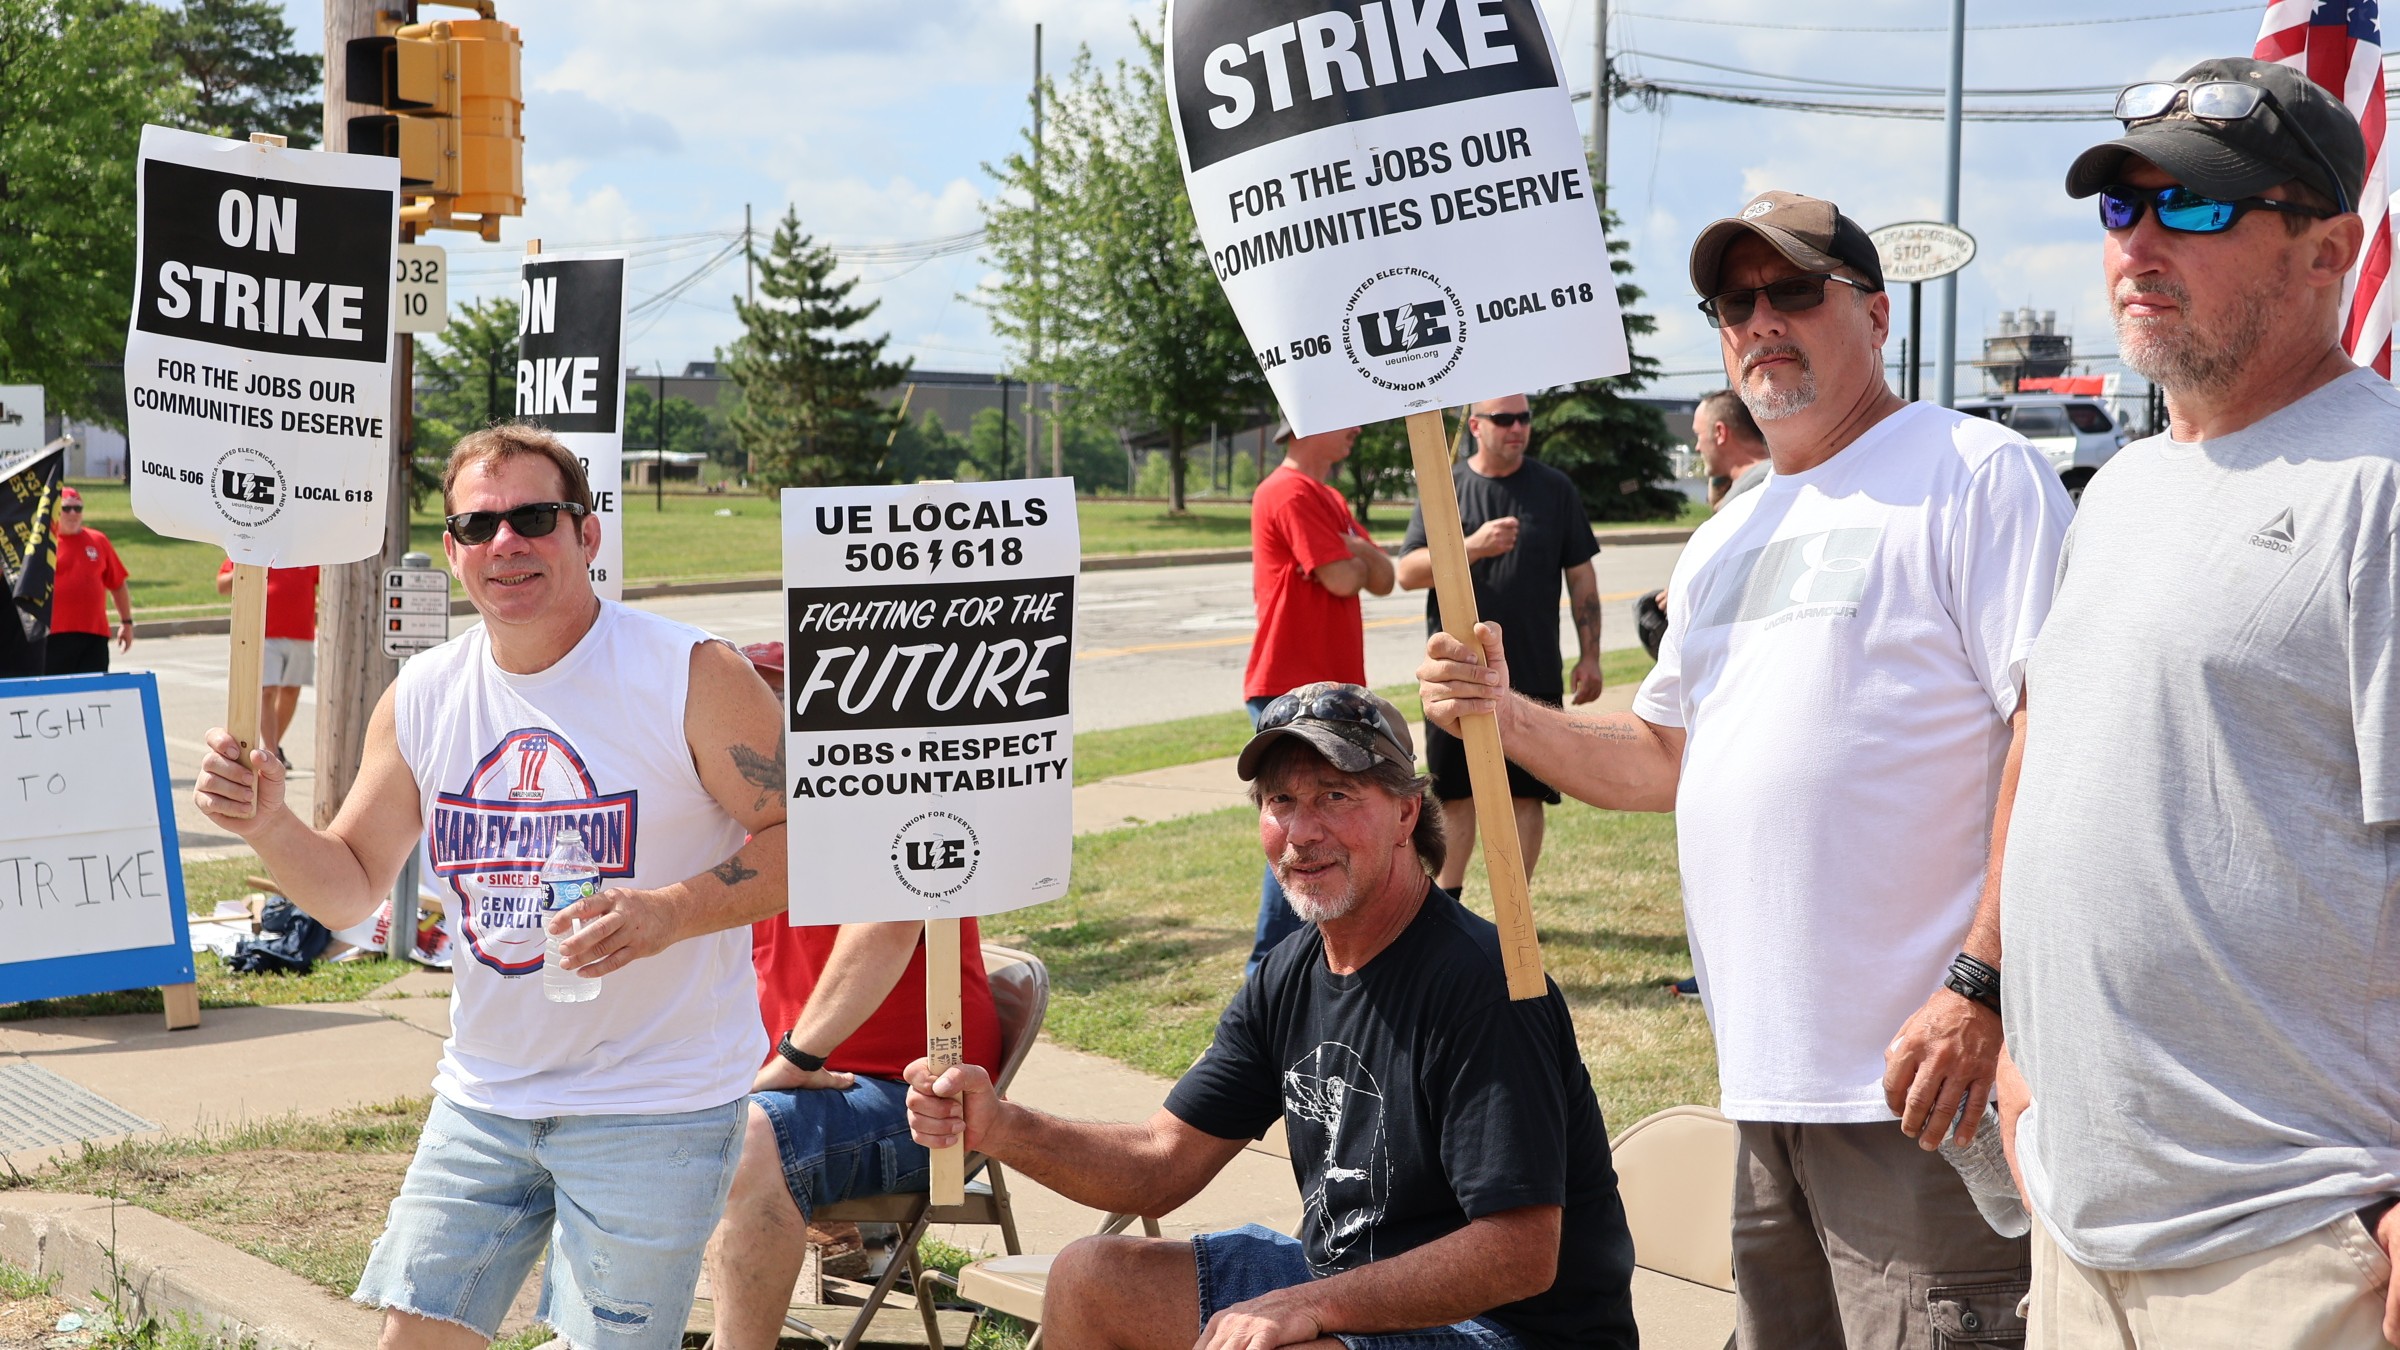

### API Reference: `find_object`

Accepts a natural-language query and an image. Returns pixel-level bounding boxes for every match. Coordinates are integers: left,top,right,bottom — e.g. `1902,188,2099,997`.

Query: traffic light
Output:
345,3,523,240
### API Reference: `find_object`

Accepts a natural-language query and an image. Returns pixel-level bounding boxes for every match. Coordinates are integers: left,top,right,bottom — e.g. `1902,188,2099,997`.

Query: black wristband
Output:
1945,952,2002,1017
777,1032,827,1073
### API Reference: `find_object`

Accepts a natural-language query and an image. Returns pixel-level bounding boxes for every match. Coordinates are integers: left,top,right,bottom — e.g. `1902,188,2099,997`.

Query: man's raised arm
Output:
1419,621,1683,812
550,638,789,979
194,683,425,934
904,1059,1248,1219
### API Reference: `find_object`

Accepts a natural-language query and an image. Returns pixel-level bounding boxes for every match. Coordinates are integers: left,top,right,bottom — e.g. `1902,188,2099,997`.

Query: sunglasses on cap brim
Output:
2112,79,2351,215
444,500,587,546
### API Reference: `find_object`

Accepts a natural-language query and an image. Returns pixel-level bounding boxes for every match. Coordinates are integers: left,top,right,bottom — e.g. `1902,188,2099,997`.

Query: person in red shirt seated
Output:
215,559,321,765
703,644,1003,1350
44,487,135,675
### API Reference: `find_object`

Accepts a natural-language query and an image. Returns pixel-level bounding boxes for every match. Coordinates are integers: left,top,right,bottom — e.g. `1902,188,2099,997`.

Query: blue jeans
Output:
354,1095,744,1348
1192,1225,1526,1348
1245,696,1308,974
748,1075,930,1219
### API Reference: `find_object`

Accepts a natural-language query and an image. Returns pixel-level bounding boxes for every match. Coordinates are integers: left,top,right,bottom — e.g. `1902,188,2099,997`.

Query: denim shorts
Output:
749,1075,930,1219
353,1094,743,1348
1193,1224,1526,1349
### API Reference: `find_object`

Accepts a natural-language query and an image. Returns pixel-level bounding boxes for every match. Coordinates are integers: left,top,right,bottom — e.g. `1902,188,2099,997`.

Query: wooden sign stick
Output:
925,917,967,1204
1403,410,1546,1000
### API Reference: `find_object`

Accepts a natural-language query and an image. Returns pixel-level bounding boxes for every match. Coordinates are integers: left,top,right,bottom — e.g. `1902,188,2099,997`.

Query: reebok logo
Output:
2249,508,2296,554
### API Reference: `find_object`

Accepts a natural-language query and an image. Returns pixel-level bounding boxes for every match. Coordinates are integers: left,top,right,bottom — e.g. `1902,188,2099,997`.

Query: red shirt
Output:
751,917,1003,1081
216,559,321,640
1243,465,1370,699
50,526,127,637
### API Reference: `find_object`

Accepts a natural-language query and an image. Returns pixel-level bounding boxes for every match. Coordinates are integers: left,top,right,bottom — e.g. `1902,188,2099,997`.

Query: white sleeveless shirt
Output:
393,600,758,1118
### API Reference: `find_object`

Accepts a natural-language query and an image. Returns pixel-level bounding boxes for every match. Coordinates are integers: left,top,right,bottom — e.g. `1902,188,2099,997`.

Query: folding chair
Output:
1609,1104,1738,1350
950,1211,1162,1350
784,944,1050,1350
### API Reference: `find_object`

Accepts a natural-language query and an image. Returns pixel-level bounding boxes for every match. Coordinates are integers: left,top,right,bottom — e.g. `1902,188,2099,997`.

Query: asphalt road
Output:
123,543,1682,854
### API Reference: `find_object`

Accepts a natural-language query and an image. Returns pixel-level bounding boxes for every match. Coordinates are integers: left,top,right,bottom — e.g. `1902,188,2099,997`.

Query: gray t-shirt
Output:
2003,367,2400,1271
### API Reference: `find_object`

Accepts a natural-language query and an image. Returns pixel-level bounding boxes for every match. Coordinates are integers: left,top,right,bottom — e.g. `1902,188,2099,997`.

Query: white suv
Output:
1956,394,2131,502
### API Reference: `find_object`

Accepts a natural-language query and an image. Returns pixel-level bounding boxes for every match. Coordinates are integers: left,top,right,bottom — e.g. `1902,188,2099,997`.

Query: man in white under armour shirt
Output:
195,423,788,1350
1419,191,2073,1348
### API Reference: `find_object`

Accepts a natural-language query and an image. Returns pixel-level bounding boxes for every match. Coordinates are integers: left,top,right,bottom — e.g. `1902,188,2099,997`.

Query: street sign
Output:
395,243,448,333
381,564,449,658
0,385,43,454
1869,221,1977,285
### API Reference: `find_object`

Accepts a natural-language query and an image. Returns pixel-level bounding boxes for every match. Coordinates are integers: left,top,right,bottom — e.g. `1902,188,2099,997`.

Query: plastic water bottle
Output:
540,829,601,1004
1939,1103,2030,1238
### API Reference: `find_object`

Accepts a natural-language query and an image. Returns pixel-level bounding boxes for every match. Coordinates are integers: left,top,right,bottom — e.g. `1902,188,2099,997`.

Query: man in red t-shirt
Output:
215,560,320,766
705,645,1005,1350
44,487,134,675
1242,421,1394,969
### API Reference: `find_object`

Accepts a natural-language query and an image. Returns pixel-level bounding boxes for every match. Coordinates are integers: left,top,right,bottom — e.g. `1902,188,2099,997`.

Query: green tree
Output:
1529,200,1682,521
0,1,184,418
724,208,911,490
1340,420,1422,530
623,384,714,455
884,409,968,484
979,26,1263,514
413,295,519,459
160,0,320,147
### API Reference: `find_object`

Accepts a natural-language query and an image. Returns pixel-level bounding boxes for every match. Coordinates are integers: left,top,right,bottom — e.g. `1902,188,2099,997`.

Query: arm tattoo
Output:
1572,594,1602,644
711,852,759,887
728,741,784,812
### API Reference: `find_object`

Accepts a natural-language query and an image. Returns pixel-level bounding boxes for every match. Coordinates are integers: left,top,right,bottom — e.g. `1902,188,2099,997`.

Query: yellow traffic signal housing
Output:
344,5,522,240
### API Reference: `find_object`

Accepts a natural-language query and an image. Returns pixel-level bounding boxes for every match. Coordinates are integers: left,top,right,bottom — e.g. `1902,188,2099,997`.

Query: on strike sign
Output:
517,253,627,601
1166,0,1628,435
125,126,397,566
782,480,1078,925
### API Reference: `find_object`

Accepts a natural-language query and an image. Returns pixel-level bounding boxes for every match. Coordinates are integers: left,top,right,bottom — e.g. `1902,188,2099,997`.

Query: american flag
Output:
2255,0,2392,376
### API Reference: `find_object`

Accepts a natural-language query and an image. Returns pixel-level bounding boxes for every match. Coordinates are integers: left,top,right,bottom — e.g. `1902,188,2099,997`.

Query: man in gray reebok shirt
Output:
1995,57,2400,1349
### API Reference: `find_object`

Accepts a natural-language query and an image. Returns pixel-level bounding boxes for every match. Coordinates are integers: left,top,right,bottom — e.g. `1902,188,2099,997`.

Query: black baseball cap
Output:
2065,58,2365,209
1689,190,1886,298
1236,682,1416,782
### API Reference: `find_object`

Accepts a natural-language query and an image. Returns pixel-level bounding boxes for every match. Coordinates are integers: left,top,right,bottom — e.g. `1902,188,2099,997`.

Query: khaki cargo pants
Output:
2030,1212,2396,1349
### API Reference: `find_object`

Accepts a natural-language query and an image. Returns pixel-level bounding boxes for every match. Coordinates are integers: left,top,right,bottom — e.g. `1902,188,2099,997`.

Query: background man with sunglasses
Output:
1421,189,2073,1348
906,682,1639,1350
43,485,134,675
193,423,790,1350
1991,59,2400,1349
1396,393,1602,896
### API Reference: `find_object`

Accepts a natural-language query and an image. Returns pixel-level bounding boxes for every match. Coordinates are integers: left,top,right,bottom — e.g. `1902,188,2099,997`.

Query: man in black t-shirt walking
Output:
905,684,1636,1350
1398,394,1601,895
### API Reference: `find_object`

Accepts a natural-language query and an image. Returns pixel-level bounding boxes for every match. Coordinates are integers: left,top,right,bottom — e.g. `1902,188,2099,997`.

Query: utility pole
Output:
744,202,754,308
1937,0,1966,408
1027,24,1042,481
315,0,410,829
1591,0,1609,204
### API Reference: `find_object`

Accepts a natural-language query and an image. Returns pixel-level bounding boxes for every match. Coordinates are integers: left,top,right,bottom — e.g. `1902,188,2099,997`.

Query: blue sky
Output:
274,1,2276,400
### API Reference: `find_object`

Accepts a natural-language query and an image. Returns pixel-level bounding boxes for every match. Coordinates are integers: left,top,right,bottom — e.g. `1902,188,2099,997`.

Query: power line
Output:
1618,49,2117,97
1611,77,2110,121
1613,4,2252,34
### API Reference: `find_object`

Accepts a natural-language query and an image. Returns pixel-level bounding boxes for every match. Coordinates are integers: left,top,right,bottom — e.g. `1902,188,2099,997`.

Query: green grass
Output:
1072,648,1657,785
0,1260,58,1299
5,1099,429,1297
989,776,1716,1130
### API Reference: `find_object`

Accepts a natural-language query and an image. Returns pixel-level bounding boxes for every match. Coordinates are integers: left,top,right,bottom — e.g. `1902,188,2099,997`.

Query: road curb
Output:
130,528,1693,639
0,1191,382,1349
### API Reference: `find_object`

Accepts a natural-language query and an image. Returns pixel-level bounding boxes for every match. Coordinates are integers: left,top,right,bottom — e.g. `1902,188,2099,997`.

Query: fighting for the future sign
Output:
1166,0,1628,434
123,126,398,566
781,480,1079,926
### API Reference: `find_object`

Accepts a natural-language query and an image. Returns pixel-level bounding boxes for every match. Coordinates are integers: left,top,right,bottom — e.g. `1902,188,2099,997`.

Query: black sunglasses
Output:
2114,79,2350,215
2098,182,2330,234
1699,273,1875,329
58,505,83,513
1260,687,1404,753
444,500,587,546
1475,411,1531,428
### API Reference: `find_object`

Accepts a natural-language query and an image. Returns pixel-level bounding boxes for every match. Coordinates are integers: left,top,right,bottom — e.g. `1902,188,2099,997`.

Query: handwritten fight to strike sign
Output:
781,481,1079,925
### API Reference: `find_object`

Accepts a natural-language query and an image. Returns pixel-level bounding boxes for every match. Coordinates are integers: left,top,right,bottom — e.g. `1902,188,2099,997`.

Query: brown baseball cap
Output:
1689,191,1886,298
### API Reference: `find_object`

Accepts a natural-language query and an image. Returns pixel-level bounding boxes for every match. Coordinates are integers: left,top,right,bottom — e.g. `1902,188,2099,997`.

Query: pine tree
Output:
724,210,911,490
1530,201,1684,522
160,0,321,148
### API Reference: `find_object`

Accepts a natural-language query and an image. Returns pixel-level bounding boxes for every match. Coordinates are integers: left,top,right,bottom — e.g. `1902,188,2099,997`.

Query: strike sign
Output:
783,480,1078,925
124,126,398,566
1166,0,1628,434
518,253,627,601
